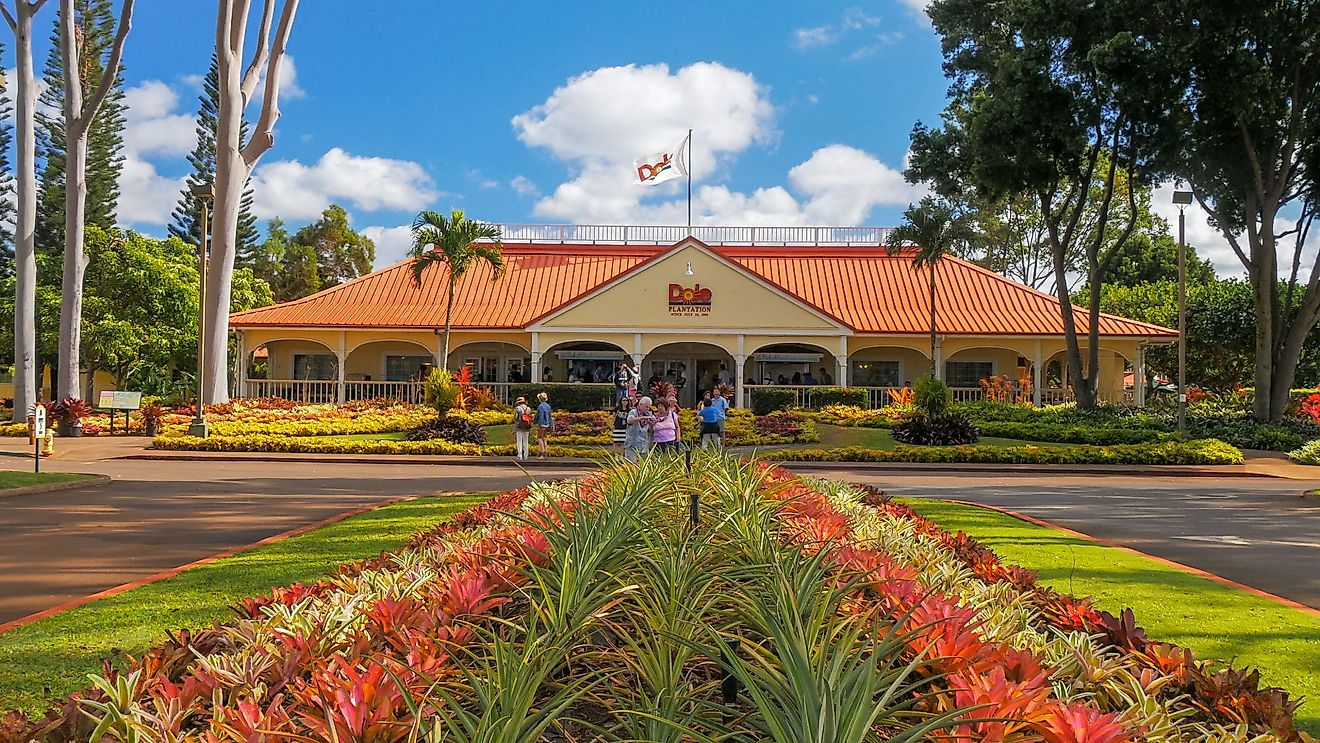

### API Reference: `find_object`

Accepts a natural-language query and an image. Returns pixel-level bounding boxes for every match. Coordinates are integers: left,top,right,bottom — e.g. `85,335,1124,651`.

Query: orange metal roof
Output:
230,242,1174,338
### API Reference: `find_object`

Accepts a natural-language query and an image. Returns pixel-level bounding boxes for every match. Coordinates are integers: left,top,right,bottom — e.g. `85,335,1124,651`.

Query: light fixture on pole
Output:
188,183,215,439
1172,189,1193,436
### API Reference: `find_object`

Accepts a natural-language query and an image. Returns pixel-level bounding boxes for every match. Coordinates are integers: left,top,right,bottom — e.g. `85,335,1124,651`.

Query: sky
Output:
4,0,1244,273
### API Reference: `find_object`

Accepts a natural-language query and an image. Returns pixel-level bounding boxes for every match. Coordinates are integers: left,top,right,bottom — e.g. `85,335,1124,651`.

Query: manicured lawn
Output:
0,492,490,717
0,471,94,490
906,498,1320,734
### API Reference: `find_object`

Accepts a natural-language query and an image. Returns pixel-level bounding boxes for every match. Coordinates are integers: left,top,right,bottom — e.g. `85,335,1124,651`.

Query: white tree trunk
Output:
205,0,299,404
7,1,45,420
54,0,132,400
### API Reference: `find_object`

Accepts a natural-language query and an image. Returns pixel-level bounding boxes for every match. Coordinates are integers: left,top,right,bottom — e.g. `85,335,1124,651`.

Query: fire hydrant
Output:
42,430,55,457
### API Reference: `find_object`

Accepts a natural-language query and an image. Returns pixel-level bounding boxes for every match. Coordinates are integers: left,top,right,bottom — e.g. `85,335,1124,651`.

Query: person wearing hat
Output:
534,392,554,458
512,396,533,460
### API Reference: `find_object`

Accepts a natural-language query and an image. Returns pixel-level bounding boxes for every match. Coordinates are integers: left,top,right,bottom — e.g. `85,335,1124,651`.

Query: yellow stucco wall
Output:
539,244,842,332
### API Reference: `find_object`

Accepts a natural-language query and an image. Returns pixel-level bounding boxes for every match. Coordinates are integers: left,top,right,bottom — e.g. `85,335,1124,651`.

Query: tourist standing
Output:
616,362,632,401
612,396,632,455
710,386,729,442
512,396,533,460
697,392,722,448
534,392,554,458
625,396,655,461
652,397,681,454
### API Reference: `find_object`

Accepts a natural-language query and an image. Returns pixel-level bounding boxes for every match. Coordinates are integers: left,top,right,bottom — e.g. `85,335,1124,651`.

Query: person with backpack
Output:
512,396,533,460
534,392,554,458
697,391,722,448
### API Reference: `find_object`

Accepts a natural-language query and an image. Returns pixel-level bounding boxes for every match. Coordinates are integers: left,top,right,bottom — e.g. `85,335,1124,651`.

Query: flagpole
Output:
687,128,693,235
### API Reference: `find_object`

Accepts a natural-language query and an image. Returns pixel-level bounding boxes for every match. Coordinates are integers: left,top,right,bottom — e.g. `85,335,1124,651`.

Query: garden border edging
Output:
0,473,109,499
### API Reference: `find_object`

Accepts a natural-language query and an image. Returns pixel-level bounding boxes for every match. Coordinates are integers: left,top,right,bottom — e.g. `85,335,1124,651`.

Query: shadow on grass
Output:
0,493,489,717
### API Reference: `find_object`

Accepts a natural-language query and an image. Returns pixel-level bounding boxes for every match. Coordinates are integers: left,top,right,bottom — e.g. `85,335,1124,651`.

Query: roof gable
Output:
531,239,847,332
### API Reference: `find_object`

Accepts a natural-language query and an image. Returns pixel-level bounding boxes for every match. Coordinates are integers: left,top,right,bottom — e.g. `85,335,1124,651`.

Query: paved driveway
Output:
0,447,579,624
816,469,1320,610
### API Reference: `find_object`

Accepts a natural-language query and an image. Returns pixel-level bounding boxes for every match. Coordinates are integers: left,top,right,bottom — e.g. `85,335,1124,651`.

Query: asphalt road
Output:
817,469,1320,610
0,453,580,624
2,438,1318,624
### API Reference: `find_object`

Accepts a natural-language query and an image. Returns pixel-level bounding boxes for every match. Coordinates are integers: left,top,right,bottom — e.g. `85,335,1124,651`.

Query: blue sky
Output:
6,1,1238,271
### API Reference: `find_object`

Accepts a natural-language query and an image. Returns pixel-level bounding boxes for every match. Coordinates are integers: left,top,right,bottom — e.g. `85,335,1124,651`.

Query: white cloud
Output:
510,175,540,198
899,0,931,22
123,80,196,159
274,55,304,100
1151,181,1244,277
514,61,778,222
794,26,835,49
250,147,439,220
530,144,922,226
513,61,774,174
118,157,186,224
793,8,887,51
362,224,414,268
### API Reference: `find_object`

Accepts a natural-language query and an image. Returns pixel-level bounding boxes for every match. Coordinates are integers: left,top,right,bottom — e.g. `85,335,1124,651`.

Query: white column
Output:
734,354,747,408
837,335,849,388
934,337,944,381
1032,339,1043,407
432,331,443,369
336,331,347,404
234,331,246,398
1135,345,1147,407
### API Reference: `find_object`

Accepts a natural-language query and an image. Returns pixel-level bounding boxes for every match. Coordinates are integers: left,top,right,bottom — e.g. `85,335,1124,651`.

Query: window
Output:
386,355,432,382
945,361,994,387
850,360,901,387
293,354,337,380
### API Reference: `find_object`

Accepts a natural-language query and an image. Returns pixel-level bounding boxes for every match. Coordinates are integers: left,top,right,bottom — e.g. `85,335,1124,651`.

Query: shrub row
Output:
977,420,1178,445
171,408,434,438
507,383,612,412
764,438,1244,465
151,433,595,458
1288,439,1320,465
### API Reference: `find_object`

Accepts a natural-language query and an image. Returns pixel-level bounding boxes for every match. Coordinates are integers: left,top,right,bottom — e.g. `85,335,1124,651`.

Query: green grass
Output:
905,498,1320,734
0,471,94,490
0,492,490,717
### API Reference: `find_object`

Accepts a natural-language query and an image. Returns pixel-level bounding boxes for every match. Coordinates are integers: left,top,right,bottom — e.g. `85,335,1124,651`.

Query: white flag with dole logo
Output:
633,134,689,186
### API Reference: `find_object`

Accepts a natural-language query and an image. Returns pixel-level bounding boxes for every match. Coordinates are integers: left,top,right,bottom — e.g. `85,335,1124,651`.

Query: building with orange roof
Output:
229,225,1176,408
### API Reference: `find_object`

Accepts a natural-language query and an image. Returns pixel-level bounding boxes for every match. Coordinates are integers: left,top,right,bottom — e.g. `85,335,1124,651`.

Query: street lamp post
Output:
1172,189,1193,436
188,184,215,439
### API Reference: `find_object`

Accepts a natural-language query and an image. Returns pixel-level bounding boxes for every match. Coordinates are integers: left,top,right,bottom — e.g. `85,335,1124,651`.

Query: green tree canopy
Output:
292,204,375,289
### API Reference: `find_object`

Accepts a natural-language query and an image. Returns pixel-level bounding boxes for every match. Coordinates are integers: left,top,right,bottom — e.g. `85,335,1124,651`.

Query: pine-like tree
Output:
168,55,258,254
0,49,16,283
34,0,126,256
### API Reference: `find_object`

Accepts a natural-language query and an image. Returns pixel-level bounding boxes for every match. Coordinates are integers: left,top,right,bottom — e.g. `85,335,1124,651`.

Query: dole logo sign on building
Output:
668,283,712,316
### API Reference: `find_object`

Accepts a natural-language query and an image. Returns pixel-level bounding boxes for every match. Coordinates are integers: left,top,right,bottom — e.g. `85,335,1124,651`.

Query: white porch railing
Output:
344,380,424,403
497,224,895,246
243,379,339,403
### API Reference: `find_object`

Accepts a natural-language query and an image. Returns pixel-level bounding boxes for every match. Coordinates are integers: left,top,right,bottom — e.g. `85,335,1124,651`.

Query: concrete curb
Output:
0,473,110,499
945,499,1320,617
117,450,1281,479
0,491,474,635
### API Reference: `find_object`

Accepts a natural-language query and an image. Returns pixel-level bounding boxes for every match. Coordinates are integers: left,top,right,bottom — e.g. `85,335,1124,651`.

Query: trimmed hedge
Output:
977,421,1178,446
805,386,868,408
749,387,797,415
507,383,612,412
151,433,598,457
763,438,1244,465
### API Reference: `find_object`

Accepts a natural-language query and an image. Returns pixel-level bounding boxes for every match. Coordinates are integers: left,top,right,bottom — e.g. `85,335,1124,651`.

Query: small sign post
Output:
31,406,46,474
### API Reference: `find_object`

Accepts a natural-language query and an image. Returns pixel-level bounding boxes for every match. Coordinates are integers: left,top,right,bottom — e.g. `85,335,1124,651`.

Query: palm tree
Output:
409,209,506,367
885,197,974,377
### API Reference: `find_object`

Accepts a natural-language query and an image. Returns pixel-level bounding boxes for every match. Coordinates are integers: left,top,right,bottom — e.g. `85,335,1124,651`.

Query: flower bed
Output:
767,439,1244,465
5,455,1303,741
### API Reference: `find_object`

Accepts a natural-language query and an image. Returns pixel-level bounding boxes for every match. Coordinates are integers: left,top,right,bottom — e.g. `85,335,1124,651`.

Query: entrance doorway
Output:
645,342,735,407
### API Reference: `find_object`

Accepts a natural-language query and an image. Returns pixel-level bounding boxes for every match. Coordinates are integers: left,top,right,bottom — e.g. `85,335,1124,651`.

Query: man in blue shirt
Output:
697,392,723,447
709,388,729,443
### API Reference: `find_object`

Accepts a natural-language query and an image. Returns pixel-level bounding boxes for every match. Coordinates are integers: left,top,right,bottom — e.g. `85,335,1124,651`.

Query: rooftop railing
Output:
496,224,896,246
